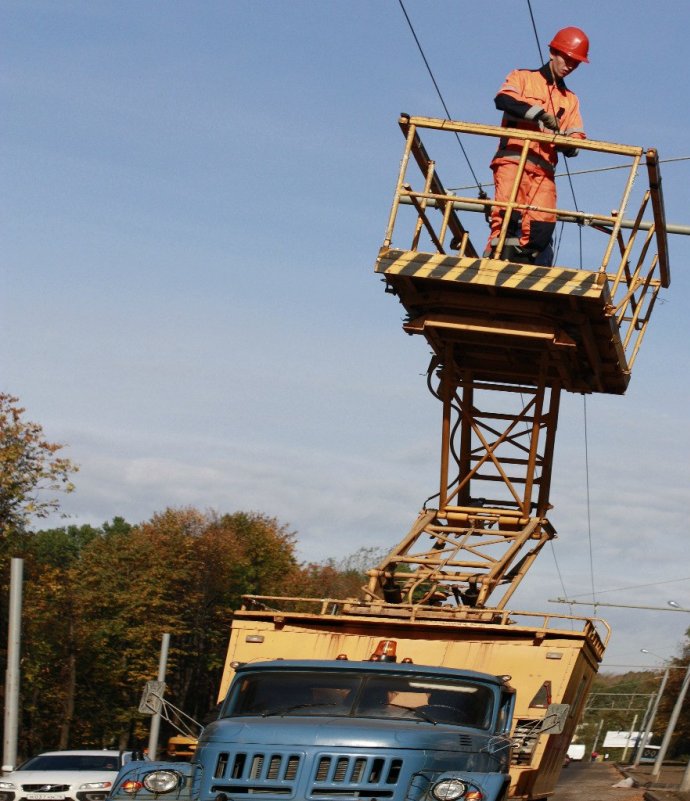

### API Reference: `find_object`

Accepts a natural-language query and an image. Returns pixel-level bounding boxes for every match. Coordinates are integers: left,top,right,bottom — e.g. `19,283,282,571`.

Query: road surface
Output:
552,761,689,801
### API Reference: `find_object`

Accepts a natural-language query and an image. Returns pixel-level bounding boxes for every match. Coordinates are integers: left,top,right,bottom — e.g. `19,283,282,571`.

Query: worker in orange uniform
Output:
485,27,590,265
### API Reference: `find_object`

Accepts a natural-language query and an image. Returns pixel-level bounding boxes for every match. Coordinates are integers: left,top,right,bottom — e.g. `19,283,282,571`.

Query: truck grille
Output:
311,755,402,796
212,750,301,792
210,750,403,798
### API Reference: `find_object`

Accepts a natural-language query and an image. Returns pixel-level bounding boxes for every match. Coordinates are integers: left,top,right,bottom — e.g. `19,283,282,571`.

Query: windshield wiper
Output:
392,704,437,723
261,703,339,717
360,703,437,724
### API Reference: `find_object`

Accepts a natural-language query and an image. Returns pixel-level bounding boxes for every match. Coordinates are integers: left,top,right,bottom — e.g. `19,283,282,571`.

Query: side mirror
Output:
138,680,167,715
540,703,570,734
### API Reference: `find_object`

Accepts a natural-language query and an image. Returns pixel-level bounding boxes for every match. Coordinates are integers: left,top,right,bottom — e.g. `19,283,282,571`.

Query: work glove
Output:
539,111,559,132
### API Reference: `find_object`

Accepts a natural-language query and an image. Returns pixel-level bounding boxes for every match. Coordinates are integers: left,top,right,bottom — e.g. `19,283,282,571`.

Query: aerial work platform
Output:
366,115,671,610
376,115,670,396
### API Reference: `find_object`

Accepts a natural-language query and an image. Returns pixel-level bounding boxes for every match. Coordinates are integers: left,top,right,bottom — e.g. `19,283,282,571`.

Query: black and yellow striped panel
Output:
375,249,606,299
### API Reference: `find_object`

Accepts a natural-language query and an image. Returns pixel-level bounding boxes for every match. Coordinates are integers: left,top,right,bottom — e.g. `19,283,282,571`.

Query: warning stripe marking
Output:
375,250,605,299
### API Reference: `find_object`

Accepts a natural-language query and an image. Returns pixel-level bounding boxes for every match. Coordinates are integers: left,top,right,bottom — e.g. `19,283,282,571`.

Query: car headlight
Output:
0,784,15,791
79,782,112,790
431,778,468,801
142,770,182,793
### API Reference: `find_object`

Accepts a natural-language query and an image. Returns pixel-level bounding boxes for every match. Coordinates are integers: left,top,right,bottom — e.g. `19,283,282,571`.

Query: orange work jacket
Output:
492,63,585,174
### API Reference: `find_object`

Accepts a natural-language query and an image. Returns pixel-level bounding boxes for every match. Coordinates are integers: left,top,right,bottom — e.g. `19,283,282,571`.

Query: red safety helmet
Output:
549,27,590,63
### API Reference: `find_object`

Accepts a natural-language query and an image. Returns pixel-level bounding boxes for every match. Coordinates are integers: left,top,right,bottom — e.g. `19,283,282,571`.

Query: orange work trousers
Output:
486,158,556,258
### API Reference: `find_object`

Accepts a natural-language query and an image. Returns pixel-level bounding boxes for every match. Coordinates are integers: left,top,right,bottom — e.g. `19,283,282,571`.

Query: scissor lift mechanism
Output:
364,114,671,611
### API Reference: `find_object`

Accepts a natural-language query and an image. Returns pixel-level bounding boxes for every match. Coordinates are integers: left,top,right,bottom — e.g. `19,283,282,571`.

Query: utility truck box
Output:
218,596,607,800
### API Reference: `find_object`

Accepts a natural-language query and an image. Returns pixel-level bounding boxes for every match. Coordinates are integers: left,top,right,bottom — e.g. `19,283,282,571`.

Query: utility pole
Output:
620,713,638,763
147,633,170,761
651,659,690,780
633,669,669,768
591,719,604,754
2,559,23,772
681,755,690,793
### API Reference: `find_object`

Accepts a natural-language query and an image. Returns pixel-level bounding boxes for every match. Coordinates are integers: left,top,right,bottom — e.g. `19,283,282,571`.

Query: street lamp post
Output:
633,650,670,768
651,658,690,781
650,602,690,786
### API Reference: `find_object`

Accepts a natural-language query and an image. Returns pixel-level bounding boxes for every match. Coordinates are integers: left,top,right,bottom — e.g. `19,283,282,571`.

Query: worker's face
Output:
550,50,580,79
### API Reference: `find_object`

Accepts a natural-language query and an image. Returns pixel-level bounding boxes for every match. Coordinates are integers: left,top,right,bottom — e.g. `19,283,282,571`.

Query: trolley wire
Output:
583,396,597,604
526,0,604,607
526,0,587,267
448,156,690,192
566,575,690,600
398,0,674,610
397,0,486,196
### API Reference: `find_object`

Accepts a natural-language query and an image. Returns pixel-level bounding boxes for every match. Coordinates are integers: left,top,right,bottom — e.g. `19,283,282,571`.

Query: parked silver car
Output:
0,750,132,801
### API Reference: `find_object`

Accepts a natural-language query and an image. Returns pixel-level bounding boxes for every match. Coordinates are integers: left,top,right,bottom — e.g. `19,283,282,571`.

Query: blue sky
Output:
3,1,690,672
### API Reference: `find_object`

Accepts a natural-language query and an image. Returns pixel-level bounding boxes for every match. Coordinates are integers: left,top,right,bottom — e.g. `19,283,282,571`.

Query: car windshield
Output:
19,755,119,771
223,670,494,729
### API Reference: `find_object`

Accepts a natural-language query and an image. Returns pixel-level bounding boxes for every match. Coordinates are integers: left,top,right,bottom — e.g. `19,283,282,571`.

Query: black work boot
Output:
501,244,536,264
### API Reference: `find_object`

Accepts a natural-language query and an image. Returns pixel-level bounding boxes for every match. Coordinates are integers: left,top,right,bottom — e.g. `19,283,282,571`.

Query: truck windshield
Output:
223,670,494,729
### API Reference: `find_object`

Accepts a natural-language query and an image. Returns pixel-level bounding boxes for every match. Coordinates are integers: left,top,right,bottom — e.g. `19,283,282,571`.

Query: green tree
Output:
12,523,104,757
0,393,78,538
66,508,302,750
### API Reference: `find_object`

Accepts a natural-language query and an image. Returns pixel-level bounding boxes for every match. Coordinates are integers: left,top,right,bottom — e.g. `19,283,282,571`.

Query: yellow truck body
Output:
219,598,608,800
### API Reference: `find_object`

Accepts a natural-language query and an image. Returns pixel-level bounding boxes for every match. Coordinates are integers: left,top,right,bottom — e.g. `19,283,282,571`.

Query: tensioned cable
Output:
527,0,599,605
525,0,583,267
449,156,690,192
566,576,690,600
549,540,574,615
583,395,597,604
397,0,486,195
399,0,601,606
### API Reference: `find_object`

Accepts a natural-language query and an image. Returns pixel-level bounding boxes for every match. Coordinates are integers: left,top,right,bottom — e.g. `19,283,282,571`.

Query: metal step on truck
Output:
108,114,673,801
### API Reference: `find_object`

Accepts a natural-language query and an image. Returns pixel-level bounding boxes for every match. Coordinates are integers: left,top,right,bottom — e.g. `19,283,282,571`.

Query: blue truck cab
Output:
110,643,516,801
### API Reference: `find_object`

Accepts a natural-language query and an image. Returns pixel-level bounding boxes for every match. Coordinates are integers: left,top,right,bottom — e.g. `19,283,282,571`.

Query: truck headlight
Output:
431,778,467,800
142,771,182,793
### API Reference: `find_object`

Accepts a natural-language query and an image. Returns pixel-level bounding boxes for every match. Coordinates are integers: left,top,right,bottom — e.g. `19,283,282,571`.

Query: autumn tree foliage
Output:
11,507,365,757
0,393,77,538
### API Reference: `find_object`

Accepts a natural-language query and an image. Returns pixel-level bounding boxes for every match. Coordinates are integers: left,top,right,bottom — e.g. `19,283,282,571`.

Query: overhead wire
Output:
566,576,690,600
582,396,597,604
525,0,585,267
398,0,619,611
396,0,486,196
448,156,690,192
527,0,599,606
